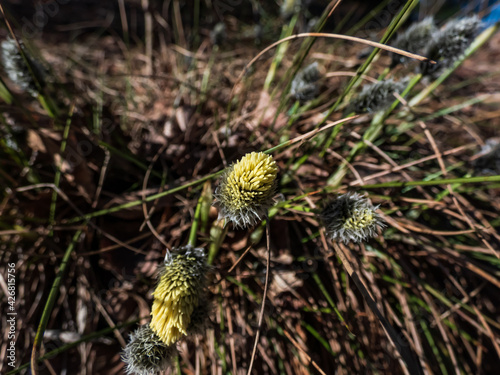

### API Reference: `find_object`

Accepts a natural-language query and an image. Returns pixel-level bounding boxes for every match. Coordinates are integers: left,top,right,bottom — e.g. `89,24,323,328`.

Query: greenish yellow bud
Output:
214,152,278,228
321,193,385,243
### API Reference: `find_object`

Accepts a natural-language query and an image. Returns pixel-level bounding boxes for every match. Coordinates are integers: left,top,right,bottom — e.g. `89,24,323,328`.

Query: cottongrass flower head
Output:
122,324,177,375
472,137,500,176
150,246,208,345
420,15,481,77
210,22,226,46
321,193,385,243
1,37,46,97
391,17,437,67
290,62,320,102
346,78,407,114
281,0,301,20
214,152,278,229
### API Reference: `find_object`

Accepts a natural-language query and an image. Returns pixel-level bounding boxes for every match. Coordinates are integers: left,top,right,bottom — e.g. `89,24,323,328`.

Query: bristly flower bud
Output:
122,324,177,375
291,62,320,102
321,193,385,243
281,0,301,20
210,22,226,46
1,37,47,97
150,246,208,345
391,17,437,67
346,78,407,114
472,138,500,176
214,152,278,229
420,15,481,77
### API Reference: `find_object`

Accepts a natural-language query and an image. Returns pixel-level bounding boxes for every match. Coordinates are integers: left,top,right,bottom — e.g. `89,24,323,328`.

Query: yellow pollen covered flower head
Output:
321,193,385,243
214,152,278,228
150,246,208,345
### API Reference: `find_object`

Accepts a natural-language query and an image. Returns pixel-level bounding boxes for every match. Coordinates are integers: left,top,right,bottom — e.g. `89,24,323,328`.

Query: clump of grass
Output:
3,3,500,375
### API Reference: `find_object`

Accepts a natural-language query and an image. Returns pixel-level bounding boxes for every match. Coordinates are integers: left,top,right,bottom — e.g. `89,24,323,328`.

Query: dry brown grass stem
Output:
247,219,271,375
15,184,147,255
140,142,170,248
274,115,359,154
332,242,424,375
232,32,433,98
350,144,475,186
283,329,328,375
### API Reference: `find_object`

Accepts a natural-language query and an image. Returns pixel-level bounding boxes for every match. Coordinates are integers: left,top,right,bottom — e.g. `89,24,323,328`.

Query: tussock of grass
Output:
1,2,500,375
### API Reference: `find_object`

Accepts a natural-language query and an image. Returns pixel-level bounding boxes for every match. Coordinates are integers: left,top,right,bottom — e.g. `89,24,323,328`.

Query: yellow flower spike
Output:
150,246,208,345
214,152,278,229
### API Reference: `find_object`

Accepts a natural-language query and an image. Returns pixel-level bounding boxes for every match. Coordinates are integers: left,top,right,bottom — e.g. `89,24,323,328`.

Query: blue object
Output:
482,2,500,29
456,0,500,29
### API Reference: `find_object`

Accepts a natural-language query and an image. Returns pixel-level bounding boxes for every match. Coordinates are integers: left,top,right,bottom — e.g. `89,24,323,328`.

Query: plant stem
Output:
30,230,83,374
